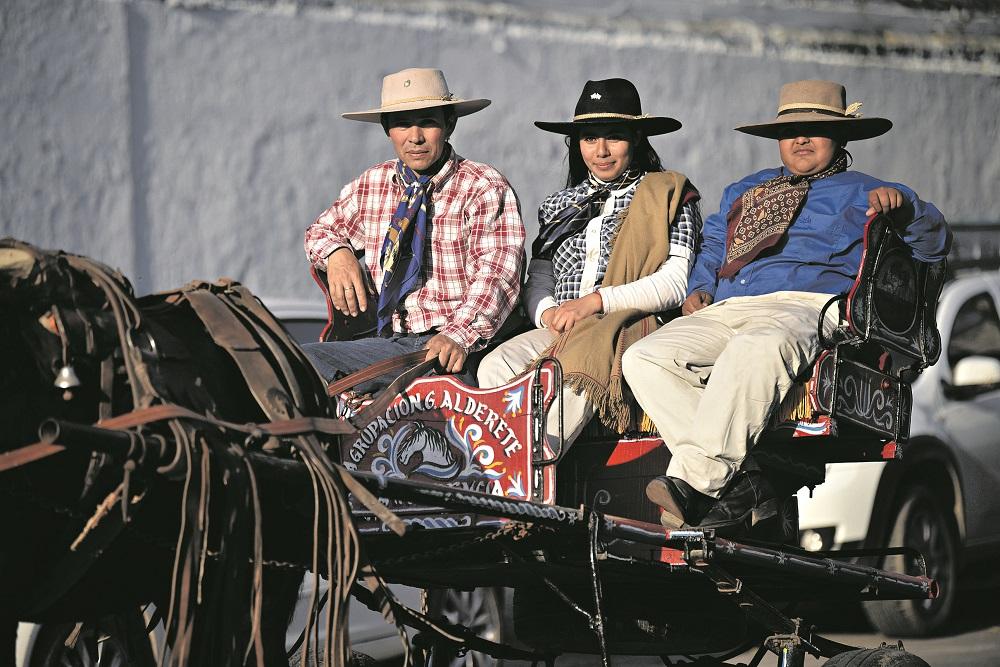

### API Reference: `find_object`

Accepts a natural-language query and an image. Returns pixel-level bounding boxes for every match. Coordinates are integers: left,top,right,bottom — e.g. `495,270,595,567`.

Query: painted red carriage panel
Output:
340,366,558,529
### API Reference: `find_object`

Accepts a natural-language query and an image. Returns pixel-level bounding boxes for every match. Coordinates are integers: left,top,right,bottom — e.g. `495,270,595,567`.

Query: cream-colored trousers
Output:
621,292,837,498
477,328,595,451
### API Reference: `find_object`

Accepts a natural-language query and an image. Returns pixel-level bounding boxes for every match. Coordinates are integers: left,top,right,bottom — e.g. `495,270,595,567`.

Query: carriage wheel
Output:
823,644,929,666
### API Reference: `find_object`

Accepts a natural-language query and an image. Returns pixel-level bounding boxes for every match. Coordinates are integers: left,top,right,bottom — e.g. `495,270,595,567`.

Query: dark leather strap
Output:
0,404,361,473
326,350,427,397
93,403,357,437
0,441,65,473
350,358,437,429
184,290,297,420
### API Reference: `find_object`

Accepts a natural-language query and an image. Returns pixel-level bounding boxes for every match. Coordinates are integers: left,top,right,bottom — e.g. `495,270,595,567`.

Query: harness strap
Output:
326,350,427,397
346,358,438,432
184,290,298,421
218,286,310,411
0,442,65,473
0,405,357,473
217,282,332,414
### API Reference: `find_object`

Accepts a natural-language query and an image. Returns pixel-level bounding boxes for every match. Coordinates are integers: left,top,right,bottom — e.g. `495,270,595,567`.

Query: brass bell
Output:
54,364,81,389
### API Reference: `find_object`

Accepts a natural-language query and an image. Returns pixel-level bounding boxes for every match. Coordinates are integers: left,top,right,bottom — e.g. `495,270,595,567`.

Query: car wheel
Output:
29,622,133,667
823,645,929,666
27,608,158,667
427,588,505,667
862,484,958,636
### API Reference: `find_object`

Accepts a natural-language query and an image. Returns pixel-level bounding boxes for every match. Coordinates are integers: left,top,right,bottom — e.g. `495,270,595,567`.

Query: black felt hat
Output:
534,78,681,136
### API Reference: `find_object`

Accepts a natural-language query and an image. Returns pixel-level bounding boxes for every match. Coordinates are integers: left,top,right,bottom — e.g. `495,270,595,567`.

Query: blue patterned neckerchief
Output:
532,168,643,261
377,160,434,334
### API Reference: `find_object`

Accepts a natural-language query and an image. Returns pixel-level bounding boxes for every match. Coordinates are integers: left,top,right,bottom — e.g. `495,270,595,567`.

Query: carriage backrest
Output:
841,214,948,372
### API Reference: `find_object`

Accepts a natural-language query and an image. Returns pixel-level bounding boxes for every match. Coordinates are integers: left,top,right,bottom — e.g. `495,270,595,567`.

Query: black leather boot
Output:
697,470,778,531
645,475,717,528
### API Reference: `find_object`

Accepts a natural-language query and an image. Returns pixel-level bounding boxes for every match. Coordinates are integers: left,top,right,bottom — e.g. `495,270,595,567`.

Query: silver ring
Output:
344,286,354,291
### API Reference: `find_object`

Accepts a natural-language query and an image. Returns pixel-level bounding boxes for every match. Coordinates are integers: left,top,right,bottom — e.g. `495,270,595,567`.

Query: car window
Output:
282,318,326,345
947,291,1000,366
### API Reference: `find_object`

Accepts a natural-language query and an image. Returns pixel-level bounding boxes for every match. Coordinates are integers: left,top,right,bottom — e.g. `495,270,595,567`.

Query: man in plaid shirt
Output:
303,68,525,391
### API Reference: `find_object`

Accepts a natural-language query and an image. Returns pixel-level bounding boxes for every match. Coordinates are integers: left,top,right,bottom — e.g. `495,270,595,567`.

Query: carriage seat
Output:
578,213,948,455
309,260,530,372
326,215,947,531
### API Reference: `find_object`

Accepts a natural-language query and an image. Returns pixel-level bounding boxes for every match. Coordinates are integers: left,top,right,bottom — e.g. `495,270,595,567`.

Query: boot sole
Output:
645,478,686,529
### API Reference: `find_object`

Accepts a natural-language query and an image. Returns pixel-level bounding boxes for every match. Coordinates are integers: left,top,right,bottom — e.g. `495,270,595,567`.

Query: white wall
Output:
2,0,998,298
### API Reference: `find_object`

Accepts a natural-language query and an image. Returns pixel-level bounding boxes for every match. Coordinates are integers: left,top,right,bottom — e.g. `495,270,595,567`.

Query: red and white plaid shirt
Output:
305,151,525,351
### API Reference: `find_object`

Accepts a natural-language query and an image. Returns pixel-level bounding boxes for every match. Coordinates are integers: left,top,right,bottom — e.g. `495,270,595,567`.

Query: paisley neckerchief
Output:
718,150,849,279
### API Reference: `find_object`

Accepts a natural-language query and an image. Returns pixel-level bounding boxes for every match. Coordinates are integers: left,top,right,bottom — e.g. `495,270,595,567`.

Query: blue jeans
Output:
302,334,475,394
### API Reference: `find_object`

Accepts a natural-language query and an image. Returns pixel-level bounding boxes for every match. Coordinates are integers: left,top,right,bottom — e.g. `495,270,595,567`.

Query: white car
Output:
797,271,1000,636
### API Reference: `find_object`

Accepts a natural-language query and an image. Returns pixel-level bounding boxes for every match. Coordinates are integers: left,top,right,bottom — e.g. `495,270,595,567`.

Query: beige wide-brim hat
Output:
342,68,491,123
735,80,892,141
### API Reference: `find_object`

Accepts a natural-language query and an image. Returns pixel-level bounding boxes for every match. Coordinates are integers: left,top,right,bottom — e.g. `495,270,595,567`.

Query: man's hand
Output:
682,290,713,316
327,248,369,317
866,187,907,217
424,333,467,373
546,291,603,334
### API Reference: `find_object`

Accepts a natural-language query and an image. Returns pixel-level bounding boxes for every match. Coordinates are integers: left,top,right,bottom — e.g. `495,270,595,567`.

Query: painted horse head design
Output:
396,422,459,477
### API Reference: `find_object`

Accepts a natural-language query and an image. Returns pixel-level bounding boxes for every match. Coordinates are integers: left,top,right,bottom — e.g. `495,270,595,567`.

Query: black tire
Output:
28,623,140,667
427,588,506,667
824,646,930,666
863,484,959,637
28,612,155,667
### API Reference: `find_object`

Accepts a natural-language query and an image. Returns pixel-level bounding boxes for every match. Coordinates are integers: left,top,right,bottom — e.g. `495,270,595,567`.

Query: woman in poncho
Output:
478,78,701,450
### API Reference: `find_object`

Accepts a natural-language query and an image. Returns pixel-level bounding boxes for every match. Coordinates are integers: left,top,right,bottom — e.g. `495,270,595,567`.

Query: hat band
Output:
383,94,457,108
777,101,863,118
572,112,651,121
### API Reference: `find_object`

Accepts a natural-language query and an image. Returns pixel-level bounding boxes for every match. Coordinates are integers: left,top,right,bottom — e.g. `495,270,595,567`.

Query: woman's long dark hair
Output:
565,130,664,187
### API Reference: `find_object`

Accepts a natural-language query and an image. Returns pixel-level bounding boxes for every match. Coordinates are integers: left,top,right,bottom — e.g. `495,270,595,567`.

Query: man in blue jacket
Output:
622,80,951,530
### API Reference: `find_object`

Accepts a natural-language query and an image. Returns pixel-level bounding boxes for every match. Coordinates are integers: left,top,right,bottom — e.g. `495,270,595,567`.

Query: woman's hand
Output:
540,306,558,330
546,292,603,333
326,247,368,317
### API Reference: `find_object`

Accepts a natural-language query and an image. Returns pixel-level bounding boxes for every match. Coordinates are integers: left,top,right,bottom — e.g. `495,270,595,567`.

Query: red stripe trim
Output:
309,265,335,342
845,214,879,335
605,437,663,466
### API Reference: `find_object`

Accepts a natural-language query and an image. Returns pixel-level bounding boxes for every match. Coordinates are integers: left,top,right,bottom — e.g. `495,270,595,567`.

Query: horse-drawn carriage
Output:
0,215,945,666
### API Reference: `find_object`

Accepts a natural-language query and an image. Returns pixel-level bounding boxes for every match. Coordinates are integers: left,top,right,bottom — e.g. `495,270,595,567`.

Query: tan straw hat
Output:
735,80,892,141
342,68,491,123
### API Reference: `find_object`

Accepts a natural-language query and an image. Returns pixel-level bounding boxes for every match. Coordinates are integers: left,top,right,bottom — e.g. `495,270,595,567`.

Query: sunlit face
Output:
385,107,454,173
578,124,635,181
778,131,840,177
